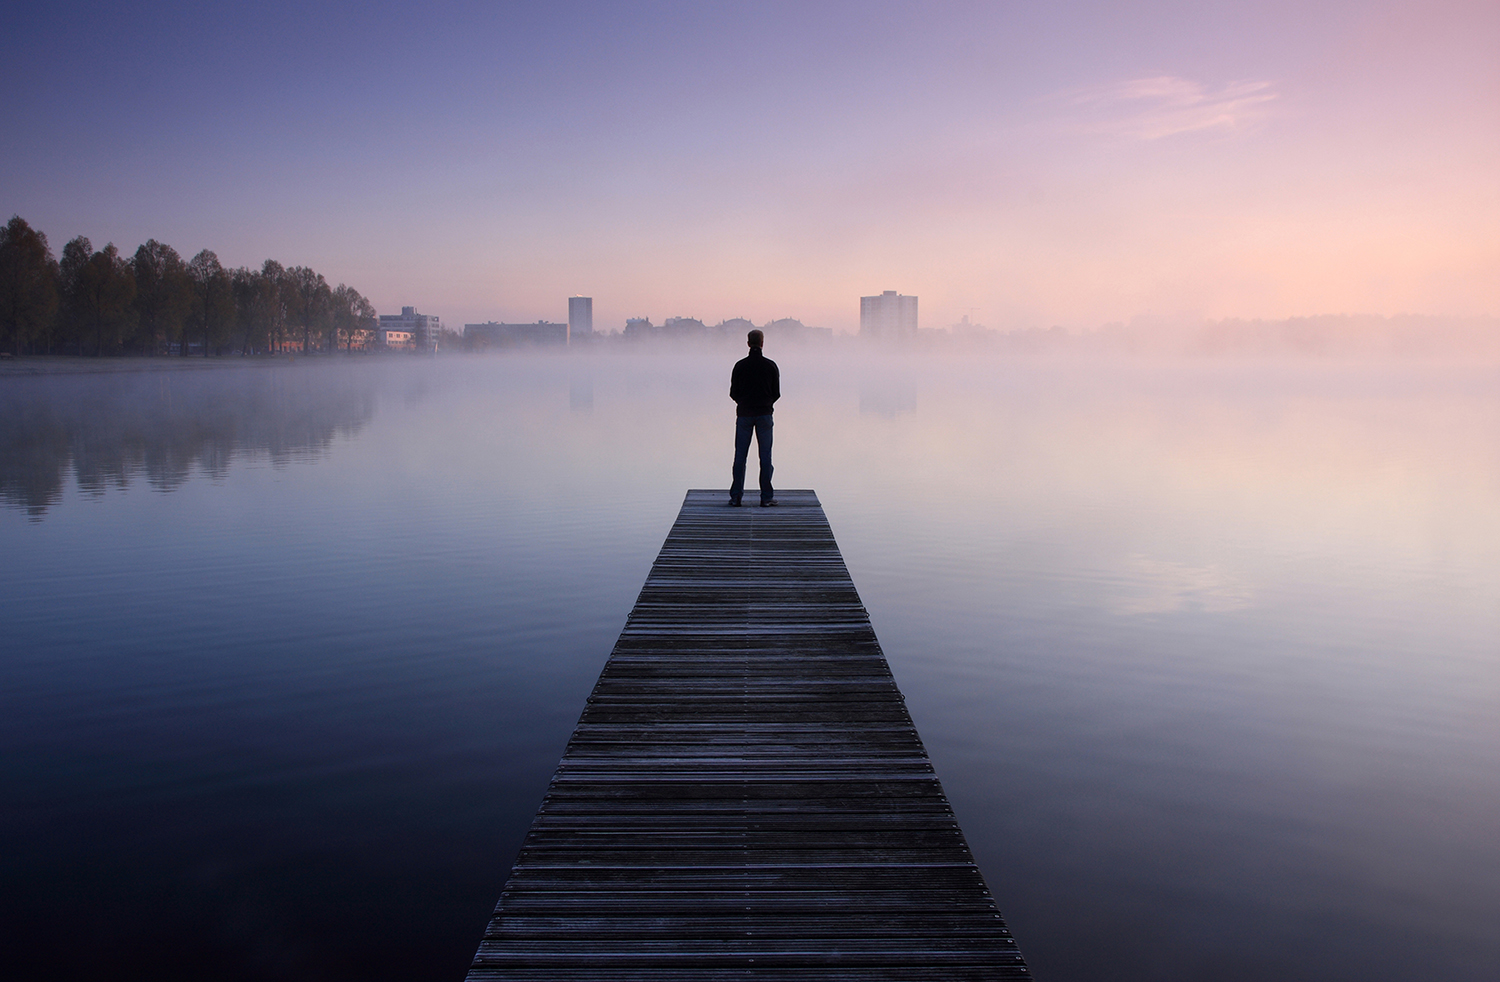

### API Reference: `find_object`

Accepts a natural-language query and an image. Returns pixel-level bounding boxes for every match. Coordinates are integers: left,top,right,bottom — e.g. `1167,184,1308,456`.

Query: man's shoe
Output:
760,499,778,507
727,498,742,507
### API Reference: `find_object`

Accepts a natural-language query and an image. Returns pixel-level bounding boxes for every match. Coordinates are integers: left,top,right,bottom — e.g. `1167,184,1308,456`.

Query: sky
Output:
4,0,1496,334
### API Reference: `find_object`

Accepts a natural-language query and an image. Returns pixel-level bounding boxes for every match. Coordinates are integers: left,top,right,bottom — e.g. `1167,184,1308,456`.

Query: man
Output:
728,329,780,507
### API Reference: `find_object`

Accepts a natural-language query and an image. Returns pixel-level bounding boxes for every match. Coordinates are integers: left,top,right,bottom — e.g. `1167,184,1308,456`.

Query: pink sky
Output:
4,1,1495,333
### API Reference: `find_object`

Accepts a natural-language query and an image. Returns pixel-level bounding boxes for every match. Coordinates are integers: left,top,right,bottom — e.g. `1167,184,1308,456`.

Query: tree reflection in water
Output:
0,363,377,518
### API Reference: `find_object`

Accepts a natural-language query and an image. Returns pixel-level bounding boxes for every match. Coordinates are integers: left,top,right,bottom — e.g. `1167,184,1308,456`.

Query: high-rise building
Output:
568,296,593,337
859,291,918,339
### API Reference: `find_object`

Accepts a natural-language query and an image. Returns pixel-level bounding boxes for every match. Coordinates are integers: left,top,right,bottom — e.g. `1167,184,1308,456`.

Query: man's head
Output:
747,329,764,349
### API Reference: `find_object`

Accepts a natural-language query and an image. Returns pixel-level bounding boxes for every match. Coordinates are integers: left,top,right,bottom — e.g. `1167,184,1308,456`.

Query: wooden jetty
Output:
468,489,1030,980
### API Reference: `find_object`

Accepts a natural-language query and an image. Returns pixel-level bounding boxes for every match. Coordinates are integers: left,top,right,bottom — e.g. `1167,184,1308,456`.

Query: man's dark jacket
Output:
730,347,780,417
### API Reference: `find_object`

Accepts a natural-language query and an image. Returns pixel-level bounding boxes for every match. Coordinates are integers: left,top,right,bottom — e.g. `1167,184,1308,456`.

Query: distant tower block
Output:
569,296,593,337
859,290,918,339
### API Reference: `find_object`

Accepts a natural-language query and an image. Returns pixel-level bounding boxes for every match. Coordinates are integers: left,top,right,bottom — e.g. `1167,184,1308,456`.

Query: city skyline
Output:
4,2,1495,336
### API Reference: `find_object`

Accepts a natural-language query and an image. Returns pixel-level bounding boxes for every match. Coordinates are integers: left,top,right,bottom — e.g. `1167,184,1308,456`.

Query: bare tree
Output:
58,236,93,355
0,216,60,356
132,240,191,355
72,244,137,356
187,250,235,356
332,283,376,352
260,260,289,352
280,266,331,353
1,218,382,361
231,267,271,354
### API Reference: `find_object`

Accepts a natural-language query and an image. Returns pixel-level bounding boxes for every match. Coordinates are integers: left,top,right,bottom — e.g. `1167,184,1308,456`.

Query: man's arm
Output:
769,362,780,406
730,361,744,404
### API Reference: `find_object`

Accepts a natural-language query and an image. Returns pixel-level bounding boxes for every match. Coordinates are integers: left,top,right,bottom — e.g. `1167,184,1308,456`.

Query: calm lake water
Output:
3,350,1498,981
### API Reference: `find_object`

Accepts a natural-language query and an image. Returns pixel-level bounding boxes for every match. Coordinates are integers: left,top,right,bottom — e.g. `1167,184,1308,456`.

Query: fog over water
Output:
3,347,1498,981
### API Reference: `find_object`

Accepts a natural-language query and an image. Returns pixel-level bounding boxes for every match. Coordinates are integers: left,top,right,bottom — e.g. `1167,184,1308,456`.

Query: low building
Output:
763,318,833,342
624,317,724,341
662,316,709,337
465,321,569,348
340,327,378,351
622,316,830,343
716,318,757,337
379,306,441,352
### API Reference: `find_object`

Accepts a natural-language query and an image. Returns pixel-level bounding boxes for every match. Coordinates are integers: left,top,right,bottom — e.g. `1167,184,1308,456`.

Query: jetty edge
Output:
468,488,1031,980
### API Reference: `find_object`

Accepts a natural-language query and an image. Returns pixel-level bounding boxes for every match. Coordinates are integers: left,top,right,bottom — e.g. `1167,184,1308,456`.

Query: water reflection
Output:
1,351,1498,981
857,383,916,416
569,380,593,412
0,364,376,518
1106,555,1255,614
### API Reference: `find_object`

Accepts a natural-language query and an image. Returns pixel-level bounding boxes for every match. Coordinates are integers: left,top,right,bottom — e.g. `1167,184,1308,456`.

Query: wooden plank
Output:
468,489,1031,981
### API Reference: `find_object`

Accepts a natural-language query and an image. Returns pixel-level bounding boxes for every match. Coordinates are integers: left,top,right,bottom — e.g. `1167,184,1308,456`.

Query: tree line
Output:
0,215,378,357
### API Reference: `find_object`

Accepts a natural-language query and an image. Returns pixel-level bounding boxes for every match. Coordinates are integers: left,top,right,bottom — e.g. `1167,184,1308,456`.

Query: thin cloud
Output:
1060,75,1278,140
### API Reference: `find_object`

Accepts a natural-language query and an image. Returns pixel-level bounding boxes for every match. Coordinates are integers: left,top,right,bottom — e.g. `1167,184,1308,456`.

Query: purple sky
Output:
5,1,1496,333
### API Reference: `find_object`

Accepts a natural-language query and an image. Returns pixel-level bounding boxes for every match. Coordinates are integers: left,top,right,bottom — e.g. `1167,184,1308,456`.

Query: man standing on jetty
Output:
728,329,779,507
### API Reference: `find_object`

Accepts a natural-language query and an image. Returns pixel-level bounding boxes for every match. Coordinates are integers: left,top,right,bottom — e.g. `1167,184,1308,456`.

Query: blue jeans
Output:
730,414,774,503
